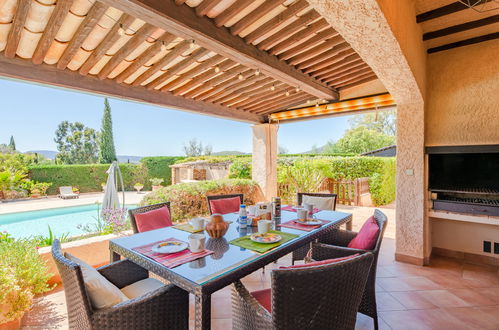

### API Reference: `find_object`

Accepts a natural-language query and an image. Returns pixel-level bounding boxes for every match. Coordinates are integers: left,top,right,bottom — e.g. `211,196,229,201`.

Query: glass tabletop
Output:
110,209,351,286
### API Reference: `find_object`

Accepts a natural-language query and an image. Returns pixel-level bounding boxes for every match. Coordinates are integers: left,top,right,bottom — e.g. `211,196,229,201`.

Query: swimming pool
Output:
0,204,137,239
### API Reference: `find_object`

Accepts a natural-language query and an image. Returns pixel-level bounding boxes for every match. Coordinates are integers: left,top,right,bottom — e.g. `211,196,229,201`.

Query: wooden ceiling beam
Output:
0,55,263,123
99,0,337,99
279,29,339,61
195,71,257,100
303,50,360,74
4,0,31,58
427,31,499,53
244,0,309,45
230,0,286,36
233,82,287,108
182,64,247,97
255,94,311,114
175,0,187,5
202,74,267,102
239,84,291,109
98,24,159,79
331,71,375,87
325,67,372,85
159,54,225,91
196,0,224,17
146,48,210,89
208,76,271,104
57,2,108,70
214,0,259,28
249,91,307,113
170,60,237,95
338,75,378,90
296,42,350,70
318,60,366,81
416,2,468,23
79,14,137,75
224,79,279,107
423,15,499,40
286,36,343,65
114,33,177,84
257,10,321,50
131,40,192,86
309,51,358,76
32,0,73,64
269,19,329,55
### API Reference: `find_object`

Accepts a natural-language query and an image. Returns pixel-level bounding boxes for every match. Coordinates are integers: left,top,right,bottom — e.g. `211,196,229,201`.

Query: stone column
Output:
252,124,278,201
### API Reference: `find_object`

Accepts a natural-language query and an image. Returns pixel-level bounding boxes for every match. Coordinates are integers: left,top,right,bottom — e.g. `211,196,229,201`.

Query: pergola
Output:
1,0,497,270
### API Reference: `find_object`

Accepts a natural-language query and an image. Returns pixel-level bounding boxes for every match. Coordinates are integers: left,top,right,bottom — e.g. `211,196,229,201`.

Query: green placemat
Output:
229,230,299,253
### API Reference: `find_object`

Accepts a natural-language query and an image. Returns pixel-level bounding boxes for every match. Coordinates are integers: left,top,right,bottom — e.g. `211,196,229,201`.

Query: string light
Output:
160,41,167,51
190,40,196,48
214,66,220,73
270,85,275,91
117,24,125,36
238,73,243,80
255,69,260,76
295,87,300,93
285,90,290,97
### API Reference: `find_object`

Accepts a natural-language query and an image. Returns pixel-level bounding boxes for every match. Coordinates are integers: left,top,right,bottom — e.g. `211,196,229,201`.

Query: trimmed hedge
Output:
140,178,263,221
28,156,184,194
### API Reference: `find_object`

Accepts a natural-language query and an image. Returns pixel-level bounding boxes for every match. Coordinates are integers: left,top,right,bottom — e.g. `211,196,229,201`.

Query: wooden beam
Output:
98,0,337,99
196,0,224,16
0,55,263,123
332,71,376,87
427,32,499,53
416,2,468,23
57,2,108,70
114,33,177,84
230,0,286,36
207,76,271,103
325,67,372,85
232,82,287,108
244,0,309,45
423,15,499,40
79,14,137,75
269,19,329,55
257,10,321,50
239,84,291,109
309,51,358,76
296,42,350,70
303,50,358,74
146,48,210,89
131,40,192,86
214,0,258,28
159,54,225,91
175,0,187,5
4,0,31,58
317,60,366,81
249,92,308,113
98,24,159,80
32,0,73,64
191,71,252,100
223,78,276,106
181,64,246,97
286,36,344,64
338,75,378,89
279,29,339,61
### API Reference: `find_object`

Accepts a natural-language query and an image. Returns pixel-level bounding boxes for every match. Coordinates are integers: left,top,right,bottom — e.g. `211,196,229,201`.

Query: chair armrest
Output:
97,259,148,289
310,242,369,261
320,228,358,246
232,280,272,327
92,285,188,327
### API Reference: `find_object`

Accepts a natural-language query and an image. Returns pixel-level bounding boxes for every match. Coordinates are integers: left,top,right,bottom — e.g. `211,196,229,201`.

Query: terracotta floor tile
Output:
376,266,397,278
355,313,391,330
425,272,471,289
390,291,438,310
380,310,432,330
377,276,442,292
413,308,469,330
442,307,499,330
376,292,407,311
416,290,471,308
474,287,499,304
448,288,498,306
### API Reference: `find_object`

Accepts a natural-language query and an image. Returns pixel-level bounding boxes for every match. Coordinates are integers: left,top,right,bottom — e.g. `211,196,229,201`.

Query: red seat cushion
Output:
209,197,241,214
347,216,380,250
250,288,272,312
280,254,359,269
134,206,173,233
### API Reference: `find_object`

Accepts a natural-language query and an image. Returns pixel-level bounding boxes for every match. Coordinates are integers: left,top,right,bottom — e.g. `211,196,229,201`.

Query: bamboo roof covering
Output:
0,0,379,123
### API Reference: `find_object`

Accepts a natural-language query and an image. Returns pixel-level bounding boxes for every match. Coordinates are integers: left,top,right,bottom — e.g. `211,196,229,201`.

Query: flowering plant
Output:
101,207,129,233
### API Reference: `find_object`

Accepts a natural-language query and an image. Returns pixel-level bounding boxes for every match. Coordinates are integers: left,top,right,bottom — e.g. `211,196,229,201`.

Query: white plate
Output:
250,233,282,244
151,241,188,254
295,219,322,226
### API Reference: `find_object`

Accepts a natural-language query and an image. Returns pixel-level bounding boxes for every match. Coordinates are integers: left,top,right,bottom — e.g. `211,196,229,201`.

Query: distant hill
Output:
25,150,143,163
299,145,326,154
211,150,250,156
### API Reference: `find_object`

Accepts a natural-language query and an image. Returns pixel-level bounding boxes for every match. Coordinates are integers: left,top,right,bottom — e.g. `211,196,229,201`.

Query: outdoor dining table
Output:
109,208,352,330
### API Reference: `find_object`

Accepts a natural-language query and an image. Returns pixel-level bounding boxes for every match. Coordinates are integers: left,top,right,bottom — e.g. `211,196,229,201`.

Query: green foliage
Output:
0,237,53,322
228,158,252,179
54,121,99,164
323,126,395,154
8,136,15,151
32,226,71,247
349,109,396,136
99,98,117,164
183,138,213,157
149,177,164,186
368,158,396,206
140,156,185,188
140,178,262,221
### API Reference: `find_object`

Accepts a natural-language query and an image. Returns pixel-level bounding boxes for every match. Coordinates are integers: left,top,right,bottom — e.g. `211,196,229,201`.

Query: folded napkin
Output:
281,205,321,214
278,219,330,232
229,230,298,253
173,223,204,233
133,238,213,268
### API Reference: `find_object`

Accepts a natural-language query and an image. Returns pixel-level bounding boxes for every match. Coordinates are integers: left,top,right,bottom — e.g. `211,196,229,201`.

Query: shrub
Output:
140,156,185,188
140,179,264,222
369,158,396,206
228,158,252,179
149,177,164,186
0,237,53,323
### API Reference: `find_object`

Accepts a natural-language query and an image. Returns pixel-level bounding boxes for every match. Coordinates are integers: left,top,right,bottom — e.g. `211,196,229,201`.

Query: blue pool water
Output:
0,204,137,239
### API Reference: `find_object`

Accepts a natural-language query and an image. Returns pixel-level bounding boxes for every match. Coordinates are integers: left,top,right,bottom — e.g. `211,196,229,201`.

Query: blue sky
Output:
0,78,351,156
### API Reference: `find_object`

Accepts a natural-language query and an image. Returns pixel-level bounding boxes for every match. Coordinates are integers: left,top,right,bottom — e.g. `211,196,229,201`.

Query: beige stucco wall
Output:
425,39,499,146
252,124,277,201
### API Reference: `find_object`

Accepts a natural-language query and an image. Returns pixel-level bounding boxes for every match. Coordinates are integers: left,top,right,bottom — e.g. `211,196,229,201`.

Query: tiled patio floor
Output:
21,205,499,329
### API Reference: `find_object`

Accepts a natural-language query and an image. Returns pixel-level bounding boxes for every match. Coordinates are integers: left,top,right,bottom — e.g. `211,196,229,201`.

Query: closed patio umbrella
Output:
101,161,125,214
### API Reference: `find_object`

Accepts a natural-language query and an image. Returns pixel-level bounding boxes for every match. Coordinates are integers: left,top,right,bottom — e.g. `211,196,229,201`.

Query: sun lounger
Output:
59,186,79,199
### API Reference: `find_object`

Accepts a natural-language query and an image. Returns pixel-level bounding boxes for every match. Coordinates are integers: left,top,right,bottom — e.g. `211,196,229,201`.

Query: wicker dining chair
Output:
51,240,189,329
232,253,374,330
128,202,171,234
309,209,388,330
206,193,244,214
292,192,338,264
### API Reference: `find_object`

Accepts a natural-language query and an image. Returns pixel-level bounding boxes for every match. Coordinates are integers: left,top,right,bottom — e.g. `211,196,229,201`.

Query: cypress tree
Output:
8,136,15,151
99,98,117,163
